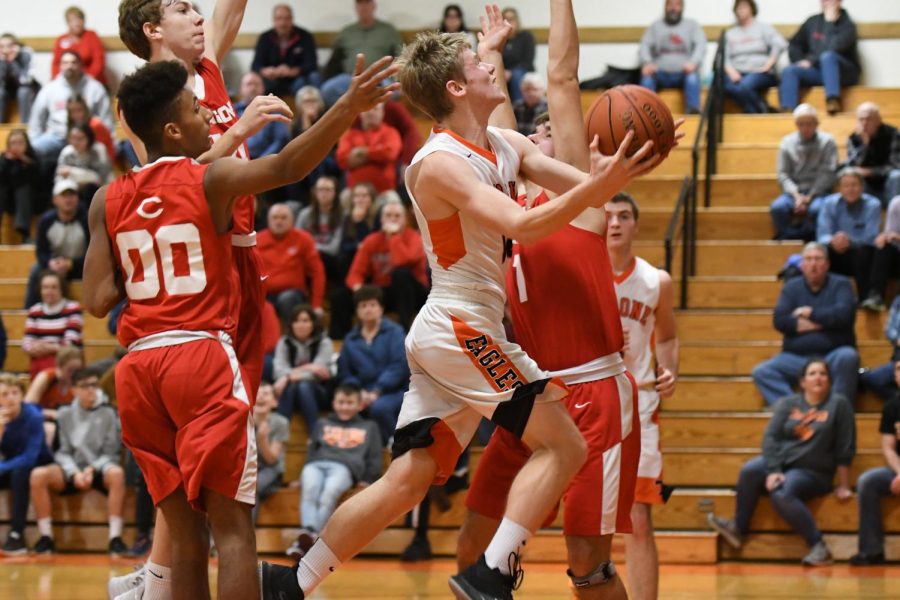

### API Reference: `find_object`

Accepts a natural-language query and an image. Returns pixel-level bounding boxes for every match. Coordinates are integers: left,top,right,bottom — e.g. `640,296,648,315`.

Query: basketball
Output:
584,85,676,159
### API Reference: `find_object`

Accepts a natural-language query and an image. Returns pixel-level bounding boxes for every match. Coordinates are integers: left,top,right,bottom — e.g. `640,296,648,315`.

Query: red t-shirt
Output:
52,30,106,85
336,124,402,193
346,228,428,290
256,228,326,308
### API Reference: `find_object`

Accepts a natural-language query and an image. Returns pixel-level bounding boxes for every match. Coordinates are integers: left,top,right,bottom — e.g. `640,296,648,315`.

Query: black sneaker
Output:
32,536,55,555
127,534,152,557
259,560,305,600
2,531,27,556
109,536,129,556
449,554,523,600
850,552,886,566
860,294,886,312
400,535,432,562
286,528,317,560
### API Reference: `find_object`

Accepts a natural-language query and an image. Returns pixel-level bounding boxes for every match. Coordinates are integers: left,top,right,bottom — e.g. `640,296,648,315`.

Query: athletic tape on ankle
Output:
567,561,617,588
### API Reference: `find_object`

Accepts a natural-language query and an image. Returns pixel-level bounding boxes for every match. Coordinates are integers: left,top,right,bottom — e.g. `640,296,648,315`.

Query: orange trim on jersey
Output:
634,476,665,505
427,212,467,269
426,419,464,485
612,257,637,284
451,315,528,392
433,127,497,165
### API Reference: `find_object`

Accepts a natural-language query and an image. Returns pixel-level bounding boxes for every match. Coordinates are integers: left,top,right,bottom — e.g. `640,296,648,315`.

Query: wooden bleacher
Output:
3,85,900,563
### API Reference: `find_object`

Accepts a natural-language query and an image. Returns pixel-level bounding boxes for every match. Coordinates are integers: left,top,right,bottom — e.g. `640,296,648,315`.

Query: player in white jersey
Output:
276,30,663,600
607,192,679,600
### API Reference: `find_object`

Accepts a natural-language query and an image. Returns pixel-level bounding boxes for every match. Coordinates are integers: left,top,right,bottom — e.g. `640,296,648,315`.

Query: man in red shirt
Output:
256,203,326,321
336,103,402,193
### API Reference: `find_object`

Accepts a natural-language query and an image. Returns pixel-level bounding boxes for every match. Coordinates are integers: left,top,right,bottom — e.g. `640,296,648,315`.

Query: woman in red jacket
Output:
52,7,106,86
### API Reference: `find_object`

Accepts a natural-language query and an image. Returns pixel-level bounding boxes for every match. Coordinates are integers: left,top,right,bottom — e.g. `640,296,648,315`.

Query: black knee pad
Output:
567,560,617,589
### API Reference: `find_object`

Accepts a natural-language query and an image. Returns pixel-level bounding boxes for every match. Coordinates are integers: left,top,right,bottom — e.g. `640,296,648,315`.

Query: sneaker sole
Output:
2,548,28,556
448,577,474,600
707,515,742,550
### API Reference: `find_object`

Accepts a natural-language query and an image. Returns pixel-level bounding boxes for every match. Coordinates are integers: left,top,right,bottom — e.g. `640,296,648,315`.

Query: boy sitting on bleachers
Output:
286,383,382,559
253,382,289,523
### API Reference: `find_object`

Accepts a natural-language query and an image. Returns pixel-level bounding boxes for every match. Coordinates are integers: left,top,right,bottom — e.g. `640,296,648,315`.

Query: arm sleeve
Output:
90,409,121,472
21,310,39,353
70,217,90,277
0,412,46,474
335,131,355,170
772,285,799,335
762,399,791,473
251,34,267,72
809,278,856,328
336,343,361,387
365,127,402,164
639,26,655,65
35,216,52,267
843,135,864,168
689,21,707,66
890,129,900,171
387,230,425,269
363,423,383,483
373,327,410,392
303,236,326,309
51,38,63,80
312,337,334,374
54,414,79,477
83,32,106,82
302,34,319,74
319,221,343,257
787,21,811,63
825,15,858,54
64,307,84,347
832,398,856,467
816,198,836,245
860,201,882,245
885,298,900,342
777,144,799,195
344,237,372,290
765,23,788,59
27,91,48,140
810,139,839,197
272,338,291,380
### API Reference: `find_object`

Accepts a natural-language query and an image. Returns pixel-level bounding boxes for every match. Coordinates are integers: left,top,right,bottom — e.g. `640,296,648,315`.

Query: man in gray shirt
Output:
770,104,838,240
638,0,706,113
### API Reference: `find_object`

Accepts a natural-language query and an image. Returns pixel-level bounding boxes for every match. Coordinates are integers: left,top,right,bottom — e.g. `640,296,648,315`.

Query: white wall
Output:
9,0,900,90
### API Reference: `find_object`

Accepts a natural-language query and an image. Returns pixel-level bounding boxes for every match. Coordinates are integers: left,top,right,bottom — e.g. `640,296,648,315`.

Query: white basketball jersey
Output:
406,126,521,305
614,256,660,386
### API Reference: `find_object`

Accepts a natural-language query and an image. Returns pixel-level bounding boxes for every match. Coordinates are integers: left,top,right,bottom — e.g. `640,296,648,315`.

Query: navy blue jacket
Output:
774,273,856,355
337,317,409,394
251,26,318,77
0,403,53,475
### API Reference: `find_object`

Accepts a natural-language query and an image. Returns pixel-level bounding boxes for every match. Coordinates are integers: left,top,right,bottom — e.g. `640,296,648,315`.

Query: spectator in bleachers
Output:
861,196,900,312
23,178,88,308
319,0,403,108
841,102,900,207
499,7,535,104
55,122,111,210
24,345,82,442
858,296,900,401
382,99,422,178
816,167,881,300
297,175,343,282
342,199,427,332
252,383,289,523
0,129,38,243
0,373,53,555
439,4,477,49
336,286,409,444
779,0,859,115
29,367,126,555
22,271,83,380
0,33,40,124
770,104,838,241
709,358,855,566
751,242,859,405
852,365,900,565
235,72,291,160
256,203,326,321
639,0,706,114
286,86,340,207
0,315,5,369
723,0,786,114
51,6,105,86
261,300,282,384
66,95,113,170
336,103,402,194
252,3,319,96
272,304,334,434
513,73,547,136
286,383,382,559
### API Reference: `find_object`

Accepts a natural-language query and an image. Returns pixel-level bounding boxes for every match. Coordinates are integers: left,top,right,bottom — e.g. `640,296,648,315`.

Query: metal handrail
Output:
663,176,693,308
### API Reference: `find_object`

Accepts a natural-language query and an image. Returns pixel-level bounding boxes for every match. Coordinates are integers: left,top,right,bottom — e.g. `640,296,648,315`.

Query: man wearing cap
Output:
770,103,839,241
23,178,89,308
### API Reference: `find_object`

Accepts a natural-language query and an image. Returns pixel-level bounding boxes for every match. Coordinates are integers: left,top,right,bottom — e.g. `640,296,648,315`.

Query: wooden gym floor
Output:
1,555,898,599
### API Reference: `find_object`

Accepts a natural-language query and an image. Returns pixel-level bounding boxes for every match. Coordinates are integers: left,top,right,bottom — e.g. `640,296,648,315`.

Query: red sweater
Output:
52,30,106,85
336,123,402,193
346,229,428,289
256,228,326,308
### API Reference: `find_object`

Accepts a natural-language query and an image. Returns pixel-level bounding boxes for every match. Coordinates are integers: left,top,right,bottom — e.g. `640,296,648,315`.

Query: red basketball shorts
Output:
231,239,266,399
116,331,257,512
466,370,640,536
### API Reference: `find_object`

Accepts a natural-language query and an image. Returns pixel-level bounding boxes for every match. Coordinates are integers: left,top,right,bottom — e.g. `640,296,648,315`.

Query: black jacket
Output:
251,26,318,77
788,9,859,69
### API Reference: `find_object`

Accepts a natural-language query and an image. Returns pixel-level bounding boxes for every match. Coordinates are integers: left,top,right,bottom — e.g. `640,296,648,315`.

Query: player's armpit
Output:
82,186,125,318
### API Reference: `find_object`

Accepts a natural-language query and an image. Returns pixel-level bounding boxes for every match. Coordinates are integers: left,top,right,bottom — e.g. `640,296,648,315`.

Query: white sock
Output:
109,516,124,539
37,517,53,538
144,560,173,600
296,539,340,594
484,518,532,575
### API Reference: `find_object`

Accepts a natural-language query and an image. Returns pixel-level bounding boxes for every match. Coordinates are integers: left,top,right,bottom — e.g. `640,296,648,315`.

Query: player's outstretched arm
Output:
205,0,249,65
478,4,517,131
547,0,588,172
82,187,125,318
654,270,679,398
204,56,398,220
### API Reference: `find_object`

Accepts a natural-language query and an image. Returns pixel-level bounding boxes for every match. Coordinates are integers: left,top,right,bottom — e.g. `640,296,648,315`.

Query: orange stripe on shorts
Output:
451,315,527,393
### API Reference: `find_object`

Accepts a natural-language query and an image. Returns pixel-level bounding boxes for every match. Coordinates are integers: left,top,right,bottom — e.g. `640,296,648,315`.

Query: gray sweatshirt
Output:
724,20,787,73
272,334,333,381
639,18,707,73
777,131,839,197
54,399,120,478
28,74,112,142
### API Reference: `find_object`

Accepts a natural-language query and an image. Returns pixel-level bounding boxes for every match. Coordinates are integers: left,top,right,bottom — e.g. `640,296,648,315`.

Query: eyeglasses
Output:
76,381,100,389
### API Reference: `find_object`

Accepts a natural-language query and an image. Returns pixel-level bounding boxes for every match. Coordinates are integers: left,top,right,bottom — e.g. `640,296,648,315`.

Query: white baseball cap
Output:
53,178,79,196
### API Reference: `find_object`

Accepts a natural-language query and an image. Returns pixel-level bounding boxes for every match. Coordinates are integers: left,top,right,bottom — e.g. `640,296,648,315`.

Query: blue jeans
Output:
252,464,282,523
0,466,36,533
779,51,861,109
857,466,897,556
640,70,701,112
734,456,833,547
277,379,330,434
29,132,66,160
769,193,825,241
366,390,405,445
884,170,900,207
300,459,354,532
724,72,777,113
860,362,897,402
751,347,859,405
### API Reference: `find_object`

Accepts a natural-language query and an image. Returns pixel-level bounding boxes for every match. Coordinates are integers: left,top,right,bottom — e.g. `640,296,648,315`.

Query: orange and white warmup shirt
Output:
614,256,666,504
394,127,568,484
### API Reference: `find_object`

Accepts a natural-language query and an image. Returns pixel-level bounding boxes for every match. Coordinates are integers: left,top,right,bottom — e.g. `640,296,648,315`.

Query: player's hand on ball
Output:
342,55,400,114
587,131,662,205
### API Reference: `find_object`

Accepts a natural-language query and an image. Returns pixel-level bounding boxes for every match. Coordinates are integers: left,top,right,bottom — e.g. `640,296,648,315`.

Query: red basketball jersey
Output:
506,191,623,371
106,157,236,348
195,58,255,235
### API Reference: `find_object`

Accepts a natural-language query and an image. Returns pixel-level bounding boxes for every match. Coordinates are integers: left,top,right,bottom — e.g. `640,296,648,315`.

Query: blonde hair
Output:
397,31,469,122
0,373,28,395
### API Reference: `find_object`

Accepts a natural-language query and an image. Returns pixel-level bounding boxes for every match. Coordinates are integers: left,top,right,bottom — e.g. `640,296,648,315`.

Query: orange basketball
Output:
584,84,676,159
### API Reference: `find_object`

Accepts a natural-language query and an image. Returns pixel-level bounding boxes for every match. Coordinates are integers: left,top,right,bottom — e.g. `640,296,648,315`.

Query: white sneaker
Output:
108,564,145,599
114,580,146,600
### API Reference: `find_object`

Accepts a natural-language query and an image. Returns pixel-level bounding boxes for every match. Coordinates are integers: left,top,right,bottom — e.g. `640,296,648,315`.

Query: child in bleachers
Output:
27,367,126,555
24,345,82,444
253,382,289,523
286,383,382,558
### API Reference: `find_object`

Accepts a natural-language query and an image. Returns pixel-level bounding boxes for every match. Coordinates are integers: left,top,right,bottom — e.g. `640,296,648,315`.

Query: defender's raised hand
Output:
477,4,513,57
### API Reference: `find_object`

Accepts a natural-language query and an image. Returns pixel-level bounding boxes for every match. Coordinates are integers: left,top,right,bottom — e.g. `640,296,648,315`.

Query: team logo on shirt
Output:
790,408,829,442
210,102,237,125
136,197,163,219
619,297,653,325
321,425,368,448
